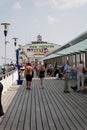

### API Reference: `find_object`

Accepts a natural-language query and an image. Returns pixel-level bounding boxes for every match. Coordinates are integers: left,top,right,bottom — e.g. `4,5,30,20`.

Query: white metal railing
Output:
0,70,18,93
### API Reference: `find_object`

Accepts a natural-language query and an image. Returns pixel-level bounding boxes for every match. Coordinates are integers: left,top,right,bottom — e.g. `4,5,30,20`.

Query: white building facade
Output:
18,35,61,64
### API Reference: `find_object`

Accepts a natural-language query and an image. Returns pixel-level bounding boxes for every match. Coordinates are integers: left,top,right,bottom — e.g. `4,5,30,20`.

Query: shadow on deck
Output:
0,78,87,130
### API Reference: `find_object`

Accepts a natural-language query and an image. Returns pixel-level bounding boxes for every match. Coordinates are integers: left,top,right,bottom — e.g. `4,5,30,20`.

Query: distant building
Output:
18,35,61,63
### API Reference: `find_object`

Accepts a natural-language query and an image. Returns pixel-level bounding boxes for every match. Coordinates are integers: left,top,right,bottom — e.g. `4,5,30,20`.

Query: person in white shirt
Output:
76,60,84,91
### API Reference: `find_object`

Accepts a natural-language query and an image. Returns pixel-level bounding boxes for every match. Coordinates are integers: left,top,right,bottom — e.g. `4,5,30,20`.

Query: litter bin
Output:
17,69,23,85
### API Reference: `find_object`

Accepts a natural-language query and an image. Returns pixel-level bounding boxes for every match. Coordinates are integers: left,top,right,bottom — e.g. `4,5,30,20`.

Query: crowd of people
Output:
23,60,87,93
0,59,87,118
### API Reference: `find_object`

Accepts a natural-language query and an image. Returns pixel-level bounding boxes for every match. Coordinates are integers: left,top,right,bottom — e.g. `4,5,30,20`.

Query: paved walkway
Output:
0,78,87,130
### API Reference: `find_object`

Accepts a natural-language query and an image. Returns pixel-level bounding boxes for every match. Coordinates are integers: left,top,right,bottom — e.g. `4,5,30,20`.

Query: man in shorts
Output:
24,62,34,90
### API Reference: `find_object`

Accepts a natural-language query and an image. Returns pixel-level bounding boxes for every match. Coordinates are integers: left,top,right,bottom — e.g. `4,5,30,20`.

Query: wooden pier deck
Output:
0,78,87,130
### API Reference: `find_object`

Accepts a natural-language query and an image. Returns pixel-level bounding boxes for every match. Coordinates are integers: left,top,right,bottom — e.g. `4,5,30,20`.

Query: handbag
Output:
83,67,86,74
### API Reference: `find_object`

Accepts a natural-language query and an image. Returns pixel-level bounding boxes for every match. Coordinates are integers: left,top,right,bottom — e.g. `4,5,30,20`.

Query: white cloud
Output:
33,0,48,8
33,0,87,10
9,19,15,24
12,2,23,12
48,15,60,24
49,0,87,9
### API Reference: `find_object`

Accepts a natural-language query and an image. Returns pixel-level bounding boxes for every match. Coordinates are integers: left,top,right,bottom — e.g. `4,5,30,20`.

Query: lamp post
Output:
12,38,18,63
1,23,10,66
12,38,22,85
12,37,18,47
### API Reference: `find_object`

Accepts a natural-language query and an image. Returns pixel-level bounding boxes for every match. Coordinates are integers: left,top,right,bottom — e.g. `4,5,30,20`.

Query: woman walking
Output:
38,63,45,89
76,60,85,91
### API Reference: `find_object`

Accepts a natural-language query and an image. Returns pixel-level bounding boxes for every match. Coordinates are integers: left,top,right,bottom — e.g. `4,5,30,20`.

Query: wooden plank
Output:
47,79,87,130
45,79,73,130
23,84,32,130
44,82,70,130
4,87,25,130
30,80,36,130
40,81,56,130
2,86,18,113
10,87,26,130
0,78,87,130
34,80,43,130
0,86,21,129
37,79,50,130
17,88,29,130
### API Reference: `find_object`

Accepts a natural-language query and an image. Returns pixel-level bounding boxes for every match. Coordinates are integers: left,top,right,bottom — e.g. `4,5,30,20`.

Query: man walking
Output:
24,62,34,90
63,60,71,93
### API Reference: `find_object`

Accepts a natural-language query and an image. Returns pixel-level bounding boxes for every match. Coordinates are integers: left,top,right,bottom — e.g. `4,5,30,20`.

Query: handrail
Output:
0,69,18,93
0,69,17,80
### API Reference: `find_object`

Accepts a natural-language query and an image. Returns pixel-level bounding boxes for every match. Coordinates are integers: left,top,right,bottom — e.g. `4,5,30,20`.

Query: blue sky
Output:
0,0,87,65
